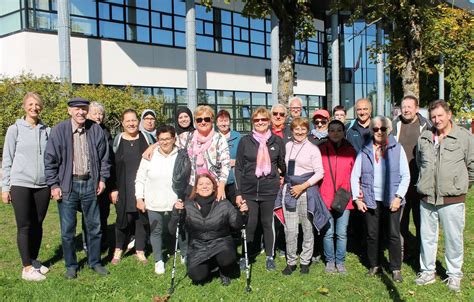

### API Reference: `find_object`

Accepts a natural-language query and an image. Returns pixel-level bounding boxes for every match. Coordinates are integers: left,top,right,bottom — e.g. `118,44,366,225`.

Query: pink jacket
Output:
319,140,356,211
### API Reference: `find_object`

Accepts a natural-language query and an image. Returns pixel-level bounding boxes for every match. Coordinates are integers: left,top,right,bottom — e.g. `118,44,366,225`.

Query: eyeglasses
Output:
272,112,285,117
373,127,388,133
290,107,302,110
253,118,269,123
195,117,212,123
143,117,155,121
314,119,328,125
158,137,174,143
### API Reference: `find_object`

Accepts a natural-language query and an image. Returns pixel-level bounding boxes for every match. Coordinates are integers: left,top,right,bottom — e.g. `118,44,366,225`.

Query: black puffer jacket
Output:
168,198,244,269
234,133,286,201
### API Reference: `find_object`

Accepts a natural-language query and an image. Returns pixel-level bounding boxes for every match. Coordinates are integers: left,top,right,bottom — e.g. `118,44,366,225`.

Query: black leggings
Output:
188,246,236,283
115,212,147,251
10,186,50,266
245,198,275,257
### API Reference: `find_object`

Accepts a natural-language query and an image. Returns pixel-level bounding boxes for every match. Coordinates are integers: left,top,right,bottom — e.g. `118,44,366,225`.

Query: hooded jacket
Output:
2,118,50,191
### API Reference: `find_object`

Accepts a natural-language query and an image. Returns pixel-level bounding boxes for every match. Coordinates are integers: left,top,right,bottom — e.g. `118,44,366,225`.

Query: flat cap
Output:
67,97,90,107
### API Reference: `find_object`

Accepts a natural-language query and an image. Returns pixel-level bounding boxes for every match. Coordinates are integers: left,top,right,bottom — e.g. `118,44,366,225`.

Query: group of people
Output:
2,93,472,293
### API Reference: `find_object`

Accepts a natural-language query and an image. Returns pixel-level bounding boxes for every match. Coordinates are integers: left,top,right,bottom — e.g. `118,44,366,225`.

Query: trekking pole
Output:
241,211,251,293
168,209,182,295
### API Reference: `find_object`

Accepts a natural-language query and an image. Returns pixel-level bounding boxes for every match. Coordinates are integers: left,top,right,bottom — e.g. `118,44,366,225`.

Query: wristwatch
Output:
394,194,403,200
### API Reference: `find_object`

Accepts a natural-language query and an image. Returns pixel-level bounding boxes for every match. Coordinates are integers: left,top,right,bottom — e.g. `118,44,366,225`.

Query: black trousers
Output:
245,198,275,257
188,246,236,283
400,189,421,258
364,201,402,271
10,186,50,266
115,212,147,251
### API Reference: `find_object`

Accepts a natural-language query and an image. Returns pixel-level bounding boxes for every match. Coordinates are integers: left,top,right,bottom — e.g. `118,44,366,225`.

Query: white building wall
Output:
1,31,325,96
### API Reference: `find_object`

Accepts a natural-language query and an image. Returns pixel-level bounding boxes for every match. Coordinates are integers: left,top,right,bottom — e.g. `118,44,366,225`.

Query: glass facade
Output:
151,87,323,132
326,14,391,118
0,0,325,67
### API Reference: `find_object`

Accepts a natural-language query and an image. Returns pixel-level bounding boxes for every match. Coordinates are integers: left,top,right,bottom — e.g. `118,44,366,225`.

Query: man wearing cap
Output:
309,109,330,146
44,97,110,279
346,98,372,152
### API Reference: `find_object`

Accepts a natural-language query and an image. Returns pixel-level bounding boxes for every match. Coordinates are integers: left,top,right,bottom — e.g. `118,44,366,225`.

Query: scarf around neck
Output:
252,129,272,177
189,129,215,174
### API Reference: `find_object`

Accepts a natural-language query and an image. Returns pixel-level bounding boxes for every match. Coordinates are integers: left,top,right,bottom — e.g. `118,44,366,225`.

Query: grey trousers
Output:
283,193,314,266
148,210,187,262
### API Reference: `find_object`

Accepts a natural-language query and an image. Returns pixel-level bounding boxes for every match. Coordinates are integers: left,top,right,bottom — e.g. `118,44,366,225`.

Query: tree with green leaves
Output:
201,0,317,105
0,74,164,142
334,1,473,112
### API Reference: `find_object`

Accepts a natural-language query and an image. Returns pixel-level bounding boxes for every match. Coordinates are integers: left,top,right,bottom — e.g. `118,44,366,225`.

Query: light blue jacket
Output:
226,130,241,184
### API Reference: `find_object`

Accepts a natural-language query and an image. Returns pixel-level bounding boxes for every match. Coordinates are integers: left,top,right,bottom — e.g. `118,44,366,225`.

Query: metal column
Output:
58,0,71,83
331,13,340,109
185,0,197,112
376,22,384,116
271,12,279,105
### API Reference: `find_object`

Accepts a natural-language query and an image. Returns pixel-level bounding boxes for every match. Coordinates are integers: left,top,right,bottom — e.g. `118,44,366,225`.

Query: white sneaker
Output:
154,261,165,275
415,271,436,285
22,267,46,281
443,277,461,292
31,260,49,274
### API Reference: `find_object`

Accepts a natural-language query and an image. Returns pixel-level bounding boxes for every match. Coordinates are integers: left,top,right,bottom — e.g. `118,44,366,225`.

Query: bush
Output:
0,73,165,140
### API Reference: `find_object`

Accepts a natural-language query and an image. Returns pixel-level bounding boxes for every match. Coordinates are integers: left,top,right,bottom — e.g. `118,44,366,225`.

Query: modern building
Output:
1,0,395,129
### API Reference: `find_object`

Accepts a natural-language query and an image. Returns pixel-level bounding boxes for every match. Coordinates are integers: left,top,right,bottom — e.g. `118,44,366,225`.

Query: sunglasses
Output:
373,127,388,133
196,117,212,123
272,112,285,117
253,118,269,123
314,120,328,125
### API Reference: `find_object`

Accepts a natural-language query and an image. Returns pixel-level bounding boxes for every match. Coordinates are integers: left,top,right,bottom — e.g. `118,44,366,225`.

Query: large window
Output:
2,0,325,66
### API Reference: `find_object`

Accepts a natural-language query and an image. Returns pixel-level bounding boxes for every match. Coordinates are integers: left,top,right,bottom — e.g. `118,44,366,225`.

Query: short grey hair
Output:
271,103,287,116
370,115,392,134
89,101,105,114
288,96,303,107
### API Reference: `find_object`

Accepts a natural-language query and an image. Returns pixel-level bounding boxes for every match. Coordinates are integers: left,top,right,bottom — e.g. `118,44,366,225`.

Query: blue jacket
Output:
346,121,372,153
44,119,110,197
274,173,330,232
226,130,241,185
351,135,410,209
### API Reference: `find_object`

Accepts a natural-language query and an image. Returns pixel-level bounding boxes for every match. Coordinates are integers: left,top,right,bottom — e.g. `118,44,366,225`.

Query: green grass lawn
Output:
0,193,472,301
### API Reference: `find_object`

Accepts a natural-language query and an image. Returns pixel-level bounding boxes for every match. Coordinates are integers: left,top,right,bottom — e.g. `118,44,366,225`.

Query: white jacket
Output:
135,147,178,212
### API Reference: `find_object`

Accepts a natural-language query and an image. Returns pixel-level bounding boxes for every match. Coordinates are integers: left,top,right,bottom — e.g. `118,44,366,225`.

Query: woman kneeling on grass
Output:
169,173,248,286
135,125,179,275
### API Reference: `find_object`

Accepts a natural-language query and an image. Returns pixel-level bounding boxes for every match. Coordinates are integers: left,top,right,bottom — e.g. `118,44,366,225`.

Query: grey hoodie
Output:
2,118,50,192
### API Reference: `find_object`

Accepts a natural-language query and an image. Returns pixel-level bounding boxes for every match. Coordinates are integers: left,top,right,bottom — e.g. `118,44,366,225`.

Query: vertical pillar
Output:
376,22,384,116
439,55,445,99
331,13,340,109
271,12,279,105
58,0,71,83
186,0,197,112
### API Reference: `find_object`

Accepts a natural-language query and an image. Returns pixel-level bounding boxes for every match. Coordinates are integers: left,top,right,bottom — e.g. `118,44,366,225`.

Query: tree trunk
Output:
400,13,422,99
278,18,295,105
401,55,420,99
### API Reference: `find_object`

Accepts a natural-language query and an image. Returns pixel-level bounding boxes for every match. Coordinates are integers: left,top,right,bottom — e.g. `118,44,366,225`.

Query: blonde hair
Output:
194,105,215,120
290,117,310,131
23,92,43,108
251,107,271,120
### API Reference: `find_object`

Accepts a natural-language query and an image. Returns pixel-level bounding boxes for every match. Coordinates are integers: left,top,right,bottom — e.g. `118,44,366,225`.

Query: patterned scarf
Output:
373,139,388,163
252,129,272,177
189,129,215,174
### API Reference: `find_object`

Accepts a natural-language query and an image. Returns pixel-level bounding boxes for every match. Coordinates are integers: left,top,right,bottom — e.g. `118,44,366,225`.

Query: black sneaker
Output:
282,265,297,276
300,264,310,274
92,265,109,276
265,257,276,271
392,270,403,283
220,272,231,286
64,268,77,280
367,266,380,277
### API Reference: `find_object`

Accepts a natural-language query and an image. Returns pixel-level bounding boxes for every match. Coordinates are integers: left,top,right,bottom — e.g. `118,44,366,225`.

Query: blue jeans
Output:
419,201,465,279
58,178,101,269
323,210,350,264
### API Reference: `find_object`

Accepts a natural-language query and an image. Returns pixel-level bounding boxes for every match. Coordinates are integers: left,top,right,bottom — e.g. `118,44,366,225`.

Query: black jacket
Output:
234,133,286,201
168,199,244,269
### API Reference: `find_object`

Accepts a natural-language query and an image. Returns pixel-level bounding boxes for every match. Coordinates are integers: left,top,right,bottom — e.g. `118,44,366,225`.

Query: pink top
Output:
285,139,324,186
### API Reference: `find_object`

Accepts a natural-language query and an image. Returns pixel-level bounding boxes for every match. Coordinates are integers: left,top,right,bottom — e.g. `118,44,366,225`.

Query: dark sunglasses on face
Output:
253,118,269,123
272,112,285,117
373,127,388,133
196,117,212,123
314,119,328,126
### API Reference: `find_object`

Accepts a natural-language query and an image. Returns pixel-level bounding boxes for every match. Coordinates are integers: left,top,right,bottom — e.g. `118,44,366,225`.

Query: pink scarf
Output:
189,129,215,174
252,129,272,177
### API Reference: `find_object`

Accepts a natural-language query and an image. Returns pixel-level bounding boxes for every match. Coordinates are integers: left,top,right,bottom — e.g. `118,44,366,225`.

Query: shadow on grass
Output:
379,270,405,302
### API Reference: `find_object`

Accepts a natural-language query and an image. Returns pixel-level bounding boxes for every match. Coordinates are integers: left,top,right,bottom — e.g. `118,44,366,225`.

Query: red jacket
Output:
318,140,356,210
